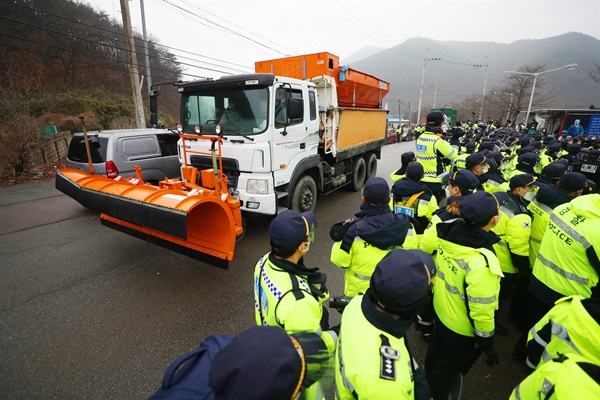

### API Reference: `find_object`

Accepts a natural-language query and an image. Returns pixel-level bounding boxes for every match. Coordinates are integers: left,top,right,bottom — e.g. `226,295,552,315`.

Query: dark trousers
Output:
425,319,482,400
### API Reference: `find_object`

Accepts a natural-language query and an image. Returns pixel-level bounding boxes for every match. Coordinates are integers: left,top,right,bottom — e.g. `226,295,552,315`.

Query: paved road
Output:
0,142,528,399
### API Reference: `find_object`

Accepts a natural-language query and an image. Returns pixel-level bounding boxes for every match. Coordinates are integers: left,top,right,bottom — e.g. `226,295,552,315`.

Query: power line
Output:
0,15,241,77
1,1,252,75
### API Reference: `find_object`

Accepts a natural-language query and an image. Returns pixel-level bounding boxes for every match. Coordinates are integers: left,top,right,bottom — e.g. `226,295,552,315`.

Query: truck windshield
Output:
181,87,268,135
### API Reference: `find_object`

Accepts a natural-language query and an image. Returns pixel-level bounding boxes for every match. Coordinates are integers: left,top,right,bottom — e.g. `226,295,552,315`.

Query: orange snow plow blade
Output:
56,167,243,269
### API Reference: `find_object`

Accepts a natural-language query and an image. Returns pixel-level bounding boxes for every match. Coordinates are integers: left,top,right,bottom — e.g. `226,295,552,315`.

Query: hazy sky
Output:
91,0,600,79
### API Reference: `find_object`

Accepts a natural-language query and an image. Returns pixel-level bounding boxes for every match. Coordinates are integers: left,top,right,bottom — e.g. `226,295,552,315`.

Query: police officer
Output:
390,151,416,183
331,177,417,297
535,142,562,174
415,110,458,201
253,209,337,399
528,171,587,267
529,177,598,310
425,191,507,400
420,169,481,256
150,325,334,400
492,174,535,333
525,295,600,369
481,152,510,193
391,162,439,235
537,161,568,186
506,152,538,180
510,353,600,400
453,141,477,171
335,249,434,399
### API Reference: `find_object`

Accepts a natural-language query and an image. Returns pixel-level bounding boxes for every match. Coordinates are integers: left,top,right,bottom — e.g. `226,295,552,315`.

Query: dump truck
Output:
56,52,389,266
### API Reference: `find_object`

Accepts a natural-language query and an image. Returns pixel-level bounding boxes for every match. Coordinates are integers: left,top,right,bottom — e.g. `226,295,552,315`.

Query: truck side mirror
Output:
149,90,159,128
286,97,303,119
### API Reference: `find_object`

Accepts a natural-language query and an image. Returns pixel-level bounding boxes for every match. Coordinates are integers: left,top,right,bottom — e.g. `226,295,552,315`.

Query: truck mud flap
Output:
56,168,238,268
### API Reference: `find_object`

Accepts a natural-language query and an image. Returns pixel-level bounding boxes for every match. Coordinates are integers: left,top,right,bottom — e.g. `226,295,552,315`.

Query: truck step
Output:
276,191,288,199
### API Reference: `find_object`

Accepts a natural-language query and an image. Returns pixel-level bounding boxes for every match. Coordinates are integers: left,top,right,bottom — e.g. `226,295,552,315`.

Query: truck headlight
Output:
246,179,268,194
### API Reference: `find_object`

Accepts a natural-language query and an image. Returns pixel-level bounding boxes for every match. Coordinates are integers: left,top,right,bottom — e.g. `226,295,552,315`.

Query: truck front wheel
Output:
350,157,366,191
291,175,317,213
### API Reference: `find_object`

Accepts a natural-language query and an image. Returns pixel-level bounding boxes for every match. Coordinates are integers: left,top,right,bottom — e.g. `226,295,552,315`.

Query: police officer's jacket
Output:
526,295,600,369
390,165,408,184
433,220,503,338
331,205,417,297
254,253,336,353
335,294,430,400
481,168,510,194
505,162,537,180
531,193,600,306
453,152,472,171
419,197,463,255
510,353,600,400
415,131,457,183
391,177,439,233
491,193,532,274
535,151,558,174
527,185,573,267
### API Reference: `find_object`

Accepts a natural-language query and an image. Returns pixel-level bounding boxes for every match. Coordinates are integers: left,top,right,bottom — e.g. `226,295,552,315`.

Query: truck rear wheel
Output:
291,175,317,213
365,153,377,180
349,157,366,191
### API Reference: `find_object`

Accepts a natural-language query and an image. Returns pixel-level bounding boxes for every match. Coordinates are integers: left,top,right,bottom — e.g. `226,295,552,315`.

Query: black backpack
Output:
149,334,232,400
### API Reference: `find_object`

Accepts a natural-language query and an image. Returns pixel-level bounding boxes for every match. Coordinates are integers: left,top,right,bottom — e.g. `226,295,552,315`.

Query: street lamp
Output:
494,91,514,124
504,63,577,126
417,49,441,125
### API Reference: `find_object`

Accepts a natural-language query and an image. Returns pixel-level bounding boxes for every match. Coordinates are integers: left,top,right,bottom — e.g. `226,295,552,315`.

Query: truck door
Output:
271,84,316,186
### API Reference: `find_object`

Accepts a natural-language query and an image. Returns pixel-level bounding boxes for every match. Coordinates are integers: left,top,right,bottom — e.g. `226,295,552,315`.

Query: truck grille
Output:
189,155,240,189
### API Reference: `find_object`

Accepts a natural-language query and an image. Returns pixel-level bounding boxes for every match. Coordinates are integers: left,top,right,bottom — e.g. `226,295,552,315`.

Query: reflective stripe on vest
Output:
550,213,592,249
541,379,554,397
537,253,590,285
438,270,496,305
541,322,581,362
337,335,357,396
354,272,370,281
532,200,552,215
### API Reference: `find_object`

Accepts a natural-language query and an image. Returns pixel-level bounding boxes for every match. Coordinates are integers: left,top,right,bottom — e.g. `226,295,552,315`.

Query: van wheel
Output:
365,153,377,180
349,157,366,191
291,175,317,213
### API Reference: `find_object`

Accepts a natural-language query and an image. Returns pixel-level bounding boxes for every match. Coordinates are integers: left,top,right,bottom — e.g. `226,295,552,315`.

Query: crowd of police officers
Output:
152,111,599,400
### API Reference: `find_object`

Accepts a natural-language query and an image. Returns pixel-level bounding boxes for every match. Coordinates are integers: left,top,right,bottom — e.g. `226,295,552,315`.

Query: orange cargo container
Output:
255,52,390,109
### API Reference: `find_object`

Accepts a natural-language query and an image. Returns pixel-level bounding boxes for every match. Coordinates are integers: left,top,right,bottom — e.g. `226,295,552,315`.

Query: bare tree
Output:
589,62,600,84
0,62,55,178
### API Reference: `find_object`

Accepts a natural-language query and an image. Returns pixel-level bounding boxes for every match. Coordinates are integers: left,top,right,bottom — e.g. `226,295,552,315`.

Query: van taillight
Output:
106,160,119,178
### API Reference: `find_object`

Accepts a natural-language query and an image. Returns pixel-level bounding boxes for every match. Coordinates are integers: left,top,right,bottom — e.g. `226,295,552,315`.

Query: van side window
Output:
157,134,179,156
121,137,160,160
67,135,108,163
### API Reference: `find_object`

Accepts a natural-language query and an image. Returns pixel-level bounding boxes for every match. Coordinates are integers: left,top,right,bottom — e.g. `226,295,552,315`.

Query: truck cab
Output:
176,74,320,215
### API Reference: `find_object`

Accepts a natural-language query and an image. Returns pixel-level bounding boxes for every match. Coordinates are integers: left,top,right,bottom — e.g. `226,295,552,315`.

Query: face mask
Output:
482,166,489,174
501,163,507,171
445,188,452,198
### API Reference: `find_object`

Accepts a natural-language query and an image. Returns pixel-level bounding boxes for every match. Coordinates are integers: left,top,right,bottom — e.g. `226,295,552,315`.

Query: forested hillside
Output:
0,0,184,177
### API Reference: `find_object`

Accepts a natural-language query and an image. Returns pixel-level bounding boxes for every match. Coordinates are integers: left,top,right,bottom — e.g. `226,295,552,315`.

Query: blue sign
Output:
588,114,600,136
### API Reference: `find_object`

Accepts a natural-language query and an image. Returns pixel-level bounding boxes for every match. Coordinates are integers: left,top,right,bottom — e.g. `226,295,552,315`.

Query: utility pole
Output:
398,100,402,127
120,0,146,128
140,0,152,95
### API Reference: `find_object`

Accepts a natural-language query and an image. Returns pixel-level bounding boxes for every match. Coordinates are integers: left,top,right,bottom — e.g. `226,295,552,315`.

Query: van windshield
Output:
181,87,268,135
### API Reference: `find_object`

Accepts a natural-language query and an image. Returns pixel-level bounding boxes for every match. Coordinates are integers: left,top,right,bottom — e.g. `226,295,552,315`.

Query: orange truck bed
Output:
255,52,390,109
